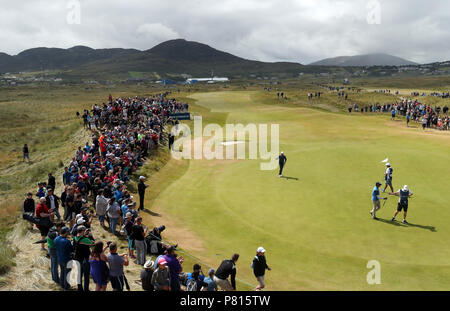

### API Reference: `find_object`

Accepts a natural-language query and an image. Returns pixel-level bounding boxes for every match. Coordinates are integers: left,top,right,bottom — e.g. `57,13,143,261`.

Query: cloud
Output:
136,23,180,46
0,0,449,64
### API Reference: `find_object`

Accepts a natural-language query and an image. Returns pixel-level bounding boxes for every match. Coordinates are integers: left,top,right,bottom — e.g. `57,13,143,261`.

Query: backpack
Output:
186,278,198,291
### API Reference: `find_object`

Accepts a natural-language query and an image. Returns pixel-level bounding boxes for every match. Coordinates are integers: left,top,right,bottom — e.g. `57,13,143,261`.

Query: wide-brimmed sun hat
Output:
144,260,154,269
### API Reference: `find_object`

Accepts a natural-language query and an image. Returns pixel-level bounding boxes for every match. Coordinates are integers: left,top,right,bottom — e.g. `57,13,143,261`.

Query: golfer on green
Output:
371,182,387,220
390,185,413,224
278,152,287,177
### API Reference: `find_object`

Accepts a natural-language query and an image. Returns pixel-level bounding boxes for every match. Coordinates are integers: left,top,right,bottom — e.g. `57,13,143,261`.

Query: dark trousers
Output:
59,262,71,290
49,248,59,284
279,163,284,175
139,193,145,210
171,279,181,291
77,260,90,292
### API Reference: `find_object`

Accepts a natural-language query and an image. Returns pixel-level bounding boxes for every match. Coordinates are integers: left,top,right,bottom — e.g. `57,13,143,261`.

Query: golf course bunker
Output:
221,140,246,146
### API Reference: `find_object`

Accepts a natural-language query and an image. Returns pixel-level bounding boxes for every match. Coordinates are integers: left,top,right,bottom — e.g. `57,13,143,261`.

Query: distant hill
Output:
0,46,140,73
0,39,314,79
2,40,423,80
66,39,310,79
310,53,417,67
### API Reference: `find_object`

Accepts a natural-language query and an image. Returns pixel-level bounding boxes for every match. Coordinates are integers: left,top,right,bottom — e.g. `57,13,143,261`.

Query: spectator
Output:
47,222,64,284
141,260,155,291
65,192,76,227
106,197,121,235
132,217,147,265
54,227,73,290
95,189,108,227
186,264,207,291
62,167,72,186
214,253,239,291
147,225,165,255
45,188,61,222
73,225,94,291
48,173,56,190
22,192,35,230
120,197,131,222
35,197,55,251
252,246,271,291
124,212,135,259
23,144,30,162
107,242,129,291
71,217,86,236
151,257,171,291
202,269,218,291
163,245,184,291
36,182,46,199
78,205,93,229
89,241,109,291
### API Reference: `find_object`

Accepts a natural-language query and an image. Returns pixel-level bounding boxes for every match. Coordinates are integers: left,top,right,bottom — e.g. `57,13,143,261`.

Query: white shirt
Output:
49,195,56,210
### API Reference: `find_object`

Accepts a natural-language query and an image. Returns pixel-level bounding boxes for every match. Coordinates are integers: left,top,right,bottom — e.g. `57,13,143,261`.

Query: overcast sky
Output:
0,0,449,64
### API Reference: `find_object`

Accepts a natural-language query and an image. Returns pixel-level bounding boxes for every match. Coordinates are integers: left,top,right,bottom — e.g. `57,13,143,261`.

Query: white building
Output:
186,77,229,84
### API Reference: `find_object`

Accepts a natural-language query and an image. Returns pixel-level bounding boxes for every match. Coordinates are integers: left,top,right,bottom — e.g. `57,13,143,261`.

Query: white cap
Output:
257,246,266,253
76,218,86,225
280,151,284,154
139,176,145,180
403,185,409,191
386,163,390,166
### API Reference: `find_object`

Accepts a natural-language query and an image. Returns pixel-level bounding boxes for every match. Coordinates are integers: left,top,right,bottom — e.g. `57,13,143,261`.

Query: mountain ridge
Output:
0,40,437,80
310,53,418,67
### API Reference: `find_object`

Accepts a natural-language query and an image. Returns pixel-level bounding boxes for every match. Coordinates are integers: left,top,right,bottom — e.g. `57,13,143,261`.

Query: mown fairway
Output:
153,91,450,290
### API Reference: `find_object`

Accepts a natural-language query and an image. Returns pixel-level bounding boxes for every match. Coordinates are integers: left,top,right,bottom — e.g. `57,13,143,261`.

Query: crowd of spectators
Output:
21,92,272,292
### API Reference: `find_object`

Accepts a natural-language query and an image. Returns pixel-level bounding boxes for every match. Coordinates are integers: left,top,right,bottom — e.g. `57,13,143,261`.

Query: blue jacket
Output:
54,236,73,264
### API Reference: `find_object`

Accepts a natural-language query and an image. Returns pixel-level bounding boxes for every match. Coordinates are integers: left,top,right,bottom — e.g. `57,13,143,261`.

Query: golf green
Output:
154,91,450,290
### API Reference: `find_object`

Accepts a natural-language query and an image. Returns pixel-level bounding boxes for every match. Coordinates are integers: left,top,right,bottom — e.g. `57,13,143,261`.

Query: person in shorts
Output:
390,185,413,224
252,247,271,291
107,242,129,291
35,197,55,250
